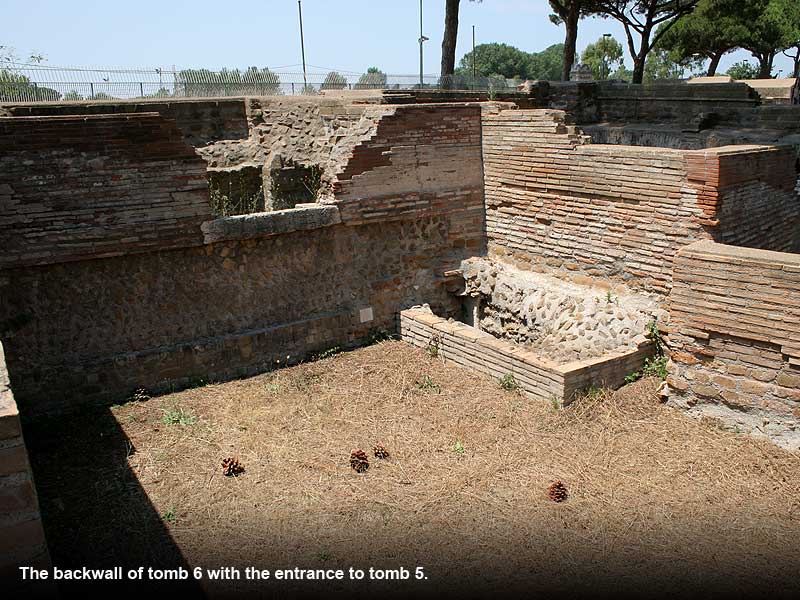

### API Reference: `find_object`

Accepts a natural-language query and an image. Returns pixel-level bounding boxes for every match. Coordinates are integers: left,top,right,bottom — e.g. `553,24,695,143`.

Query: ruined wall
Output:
0,114,209,269
667,241,800,450
707,145,799,251
0,103,485,416
333,103,485,248
3,97,250,146
482,108,799,294
0,342,50,579
594,82,760,124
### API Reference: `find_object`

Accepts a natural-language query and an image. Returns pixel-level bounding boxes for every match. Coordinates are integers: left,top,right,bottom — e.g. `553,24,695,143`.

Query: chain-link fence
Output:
0,63,517,103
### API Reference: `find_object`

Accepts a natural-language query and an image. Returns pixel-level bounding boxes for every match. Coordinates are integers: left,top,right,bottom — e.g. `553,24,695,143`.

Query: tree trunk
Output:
707,54,721,77
632,56,646,84
757,53,773,78
440,0,461,87
561,8,579,81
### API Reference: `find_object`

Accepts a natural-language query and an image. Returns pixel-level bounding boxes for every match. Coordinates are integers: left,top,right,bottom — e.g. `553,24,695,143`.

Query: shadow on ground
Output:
25,407,205,597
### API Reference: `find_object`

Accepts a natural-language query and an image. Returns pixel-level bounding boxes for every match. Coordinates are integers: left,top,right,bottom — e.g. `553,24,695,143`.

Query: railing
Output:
0,63,516,103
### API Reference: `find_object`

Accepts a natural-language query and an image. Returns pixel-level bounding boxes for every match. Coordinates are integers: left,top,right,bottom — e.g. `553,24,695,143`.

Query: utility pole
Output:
472,25,476,86
298,0,308,92
418,0,429,87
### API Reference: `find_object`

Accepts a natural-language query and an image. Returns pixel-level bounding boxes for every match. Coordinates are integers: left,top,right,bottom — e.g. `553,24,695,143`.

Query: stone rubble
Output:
460,257,665,362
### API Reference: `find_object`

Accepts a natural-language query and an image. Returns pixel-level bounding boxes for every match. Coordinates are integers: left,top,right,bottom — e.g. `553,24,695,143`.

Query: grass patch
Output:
498,373,520,392
161,405,196,427
415,374,441,393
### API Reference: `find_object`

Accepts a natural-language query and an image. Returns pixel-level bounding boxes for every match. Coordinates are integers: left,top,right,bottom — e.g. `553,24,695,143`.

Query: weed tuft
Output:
499,373,520,392
161,406,196,427
416,374,441,393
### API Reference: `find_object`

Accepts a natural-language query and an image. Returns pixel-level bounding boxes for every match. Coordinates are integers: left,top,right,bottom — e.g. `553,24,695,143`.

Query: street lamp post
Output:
602,33,612,80
418,0,429,87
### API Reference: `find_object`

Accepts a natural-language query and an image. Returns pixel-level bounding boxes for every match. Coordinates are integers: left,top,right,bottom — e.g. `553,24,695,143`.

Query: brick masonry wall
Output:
482,107,799,294
0,341,51,581
399,308,653,405
332,103,486,255
0,103,485,417
704,146,799,251
4,97,250,147
0,113,210,269
666,241,800,449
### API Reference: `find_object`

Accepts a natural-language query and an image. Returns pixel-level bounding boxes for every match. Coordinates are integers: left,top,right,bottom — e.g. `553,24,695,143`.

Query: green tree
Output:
726,60,761,79
581,35,624,79
610,64,633,80
742,0,800,78
321,71,348,90
528,44,565,80
595,0,701,83
656,0,766,76
355,67,387,89
176,67,281,97
457,42,533,79
63,90,84,101
643,48,686,80
0,47,60,102
549,1,603,80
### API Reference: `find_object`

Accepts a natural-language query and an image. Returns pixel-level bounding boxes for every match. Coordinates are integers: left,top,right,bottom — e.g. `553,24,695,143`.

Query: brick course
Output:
481,108,799,294
667,241,800,449
400,307,653,405
0,113,209,268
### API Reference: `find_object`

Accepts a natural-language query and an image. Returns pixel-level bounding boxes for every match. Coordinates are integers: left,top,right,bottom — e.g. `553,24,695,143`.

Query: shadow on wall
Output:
24,408,205,596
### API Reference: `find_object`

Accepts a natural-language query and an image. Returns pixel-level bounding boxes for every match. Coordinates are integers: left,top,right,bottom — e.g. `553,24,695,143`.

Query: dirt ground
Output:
27,341,800,598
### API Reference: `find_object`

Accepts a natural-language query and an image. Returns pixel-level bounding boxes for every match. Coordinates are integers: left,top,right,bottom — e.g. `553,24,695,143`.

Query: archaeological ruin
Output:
1,80,799,578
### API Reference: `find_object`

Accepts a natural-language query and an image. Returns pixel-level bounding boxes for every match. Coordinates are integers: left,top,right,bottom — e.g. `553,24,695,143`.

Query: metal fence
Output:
0,63,515,103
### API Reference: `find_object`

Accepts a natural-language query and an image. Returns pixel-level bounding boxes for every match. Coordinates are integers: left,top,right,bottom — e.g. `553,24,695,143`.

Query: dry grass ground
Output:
28,341,800,598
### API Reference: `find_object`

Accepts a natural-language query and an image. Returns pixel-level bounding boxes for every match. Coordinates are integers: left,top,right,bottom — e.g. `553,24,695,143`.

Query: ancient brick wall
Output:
4,98,250,146
666,241,800,449
482,108,799,294
0,103,485,416
0,341,50,579
0,114,209,268
332,103,486,255
699,146,799,251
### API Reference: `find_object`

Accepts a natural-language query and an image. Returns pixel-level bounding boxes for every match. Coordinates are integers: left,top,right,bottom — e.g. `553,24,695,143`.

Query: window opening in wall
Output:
208,166,265,216
268,163,322,211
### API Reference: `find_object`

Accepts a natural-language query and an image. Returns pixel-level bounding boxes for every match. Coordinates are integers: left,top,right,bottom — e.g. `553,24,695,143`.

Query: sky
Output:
3,0,794,78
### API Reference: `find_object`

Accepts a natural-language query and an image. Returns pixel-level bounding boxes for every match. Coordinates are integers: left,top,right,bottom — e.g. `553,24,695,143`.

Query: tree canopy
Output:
741,0,800,77
0,45,60,102
355,67,387,89
457,43,532,79
456,42,564,81
656,0,766,76
594,0,701,83
175,67,281,97
549,1,603,80
321,71,348,90
581,35,624,80
726,60,761,79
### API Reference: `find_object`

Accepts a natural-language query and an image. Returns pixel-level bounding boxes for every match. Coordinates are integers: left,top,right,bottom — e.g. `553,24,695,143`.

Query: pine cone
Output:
130,387,150,402
350,450,369,473
222,457,245,477
547,480,568,503
372,444,390,459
